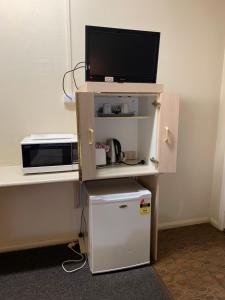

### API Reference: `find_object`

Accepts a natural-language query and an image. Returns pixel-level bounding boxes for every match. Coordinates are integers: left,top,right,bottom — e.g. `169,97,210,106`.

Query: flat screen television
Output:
85,25,160,83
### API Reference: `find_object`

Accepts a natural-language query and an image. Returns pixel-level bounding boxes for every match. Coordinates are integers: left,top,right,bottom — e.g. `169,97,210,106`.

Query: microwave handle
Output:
71,143,78,163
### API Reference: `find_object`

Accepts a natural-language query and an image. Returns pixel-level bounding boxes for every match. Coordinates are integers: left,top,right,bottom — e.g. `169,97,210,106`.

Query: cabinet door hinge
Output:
152,100,161,108
150,157,159,165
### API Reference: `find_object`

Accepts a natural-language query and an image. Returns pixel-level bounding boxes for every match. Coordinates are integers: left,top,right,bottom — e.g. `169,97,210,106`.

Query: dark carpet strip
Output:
0,244,170,300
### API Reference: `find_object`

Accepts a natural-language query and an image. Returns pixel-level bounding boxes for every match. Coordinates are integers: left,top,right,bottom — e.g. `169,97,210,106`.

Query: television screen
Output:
85,26,160,83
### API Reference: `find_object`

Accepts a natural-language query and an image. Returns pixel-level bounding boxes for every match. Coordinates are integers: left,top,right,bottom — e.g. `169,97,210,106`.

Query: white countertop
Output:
0,165,79,187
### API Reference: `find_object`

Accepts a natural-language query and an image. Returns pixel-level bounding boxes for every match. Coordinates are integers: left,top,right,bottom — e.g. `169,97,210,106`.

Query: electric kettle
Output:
106,139,122,164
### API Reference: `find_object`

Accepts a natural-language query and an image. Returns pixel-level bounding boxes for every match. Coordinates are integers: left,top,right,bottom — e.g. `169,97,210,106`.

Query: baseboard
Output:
209,217,220,230
158,217,209,230
0,217,219,253
0,236,78,253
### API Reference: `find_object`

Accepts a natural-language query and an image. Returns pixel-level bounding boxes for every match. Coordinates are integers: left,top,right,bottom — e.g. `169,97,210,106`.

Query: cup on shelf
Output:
121,103,129,114
103,103,112,114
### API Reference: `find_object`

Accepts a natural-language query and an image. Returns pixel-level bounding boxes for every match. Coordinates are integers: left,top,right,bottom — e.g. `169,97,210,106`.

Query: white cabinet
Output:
76,83,179,181
76,82,180,261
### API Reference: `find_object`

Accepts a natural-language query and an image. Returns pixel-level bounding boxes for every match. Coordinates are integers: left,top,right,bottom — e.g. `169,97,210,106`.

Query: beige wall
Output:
0,0,78,250
0,183,81,252
210,50,225,228
0,0,76,166
0,0,225,250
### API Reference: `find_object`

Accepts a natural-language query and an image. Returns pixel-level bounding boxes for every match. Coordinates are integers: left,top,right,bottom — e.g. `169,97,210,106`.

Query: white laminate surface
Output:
96,163,158,180
95,116,151,120
0,166,79,187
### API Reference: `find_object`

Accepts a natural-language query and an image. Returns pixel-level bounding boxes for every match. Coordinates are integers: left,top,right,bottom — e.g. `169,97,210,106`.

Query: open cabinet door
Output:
76,92,96,181
158,93,179,173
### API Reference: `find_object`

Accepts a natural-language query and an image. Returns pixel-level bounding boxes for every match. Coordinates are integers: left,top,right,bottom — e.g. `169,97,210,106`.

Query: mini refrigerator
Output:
84,178,151,274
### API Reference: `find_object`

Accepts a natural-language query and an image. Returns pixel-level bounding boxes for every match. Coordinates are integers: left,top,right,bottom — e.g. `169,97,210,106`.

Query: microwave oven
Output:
21,134,78,174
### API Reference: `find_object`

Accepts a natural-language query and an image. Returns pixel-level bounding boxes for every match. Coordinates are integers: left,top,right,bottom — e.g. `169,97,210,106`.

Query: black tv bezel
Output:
85,25,160,83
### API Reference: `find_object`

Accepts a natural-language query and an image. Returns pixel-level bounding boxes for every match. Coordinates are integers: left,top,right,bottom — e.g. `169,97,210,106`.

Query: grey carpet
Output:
0,245,170,300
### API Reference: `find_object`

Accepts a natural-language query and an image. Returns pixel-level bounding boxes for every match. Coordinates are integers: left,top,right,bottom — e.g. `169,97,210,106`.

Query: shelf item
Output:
0,166,79,187
95,94,154,119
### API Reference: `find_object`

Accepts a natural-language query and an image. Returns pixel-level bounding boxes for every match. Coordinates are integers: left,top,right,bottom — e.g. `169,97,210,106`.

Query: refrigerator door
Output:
89,195,151,273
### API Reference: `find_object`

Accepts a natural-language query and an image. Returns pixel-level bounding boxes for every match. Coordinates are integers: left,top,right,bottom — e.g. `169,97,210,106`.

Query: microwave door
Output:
22,143,72,168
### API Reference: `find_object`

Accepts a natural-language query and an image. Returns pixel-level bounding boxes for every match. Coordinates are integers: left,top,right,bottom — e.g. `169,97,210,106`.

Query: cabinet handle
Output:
88,128,94,145
164,126,169,143
119,204,128,208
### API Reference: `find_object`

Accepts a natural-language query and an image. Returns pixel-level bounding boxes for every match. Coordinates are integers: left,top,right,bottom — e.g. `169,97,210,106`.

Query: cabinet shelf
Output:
96,163,158,180
95,116,151,120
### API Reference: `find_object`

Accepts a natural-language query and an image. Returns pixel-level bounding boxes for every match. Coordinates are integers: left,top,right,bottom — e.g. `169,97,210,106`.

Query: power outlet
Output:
63,93,76,103
124,151,137,160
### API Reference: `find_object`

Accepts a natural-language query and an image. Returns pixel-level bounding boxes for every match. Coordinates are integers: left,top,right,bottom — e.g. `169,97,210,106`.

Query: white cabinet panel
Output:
158,94,180,173
76,92,96,181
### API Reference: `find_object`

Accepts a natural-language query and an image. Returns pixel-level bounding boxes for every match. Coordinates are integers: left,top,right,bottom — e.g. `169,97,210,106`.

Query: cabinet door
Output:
158,93,179,173
76,92,96,181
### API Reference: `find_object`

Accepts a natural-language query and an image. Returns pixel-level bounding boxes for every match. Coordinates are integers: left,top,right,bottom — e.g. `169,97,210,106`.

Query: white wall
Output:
0,0,76,166
70,0,225,227
0,183,81,252
0,0,225,250
0,0,79,251
210,50,225,228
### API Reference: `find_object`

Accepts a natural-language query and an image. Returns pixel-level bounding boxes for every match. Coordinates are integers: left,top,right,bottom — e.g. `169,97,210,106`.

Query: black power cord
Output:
120,160,145,166
62,61,86,100
72,63,86,89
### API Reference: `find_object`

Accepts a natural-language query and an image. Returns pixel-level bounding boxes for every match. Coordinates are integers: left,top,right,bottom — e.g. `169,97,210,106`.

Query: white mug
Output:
103,103,112,114
121,103,129,114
